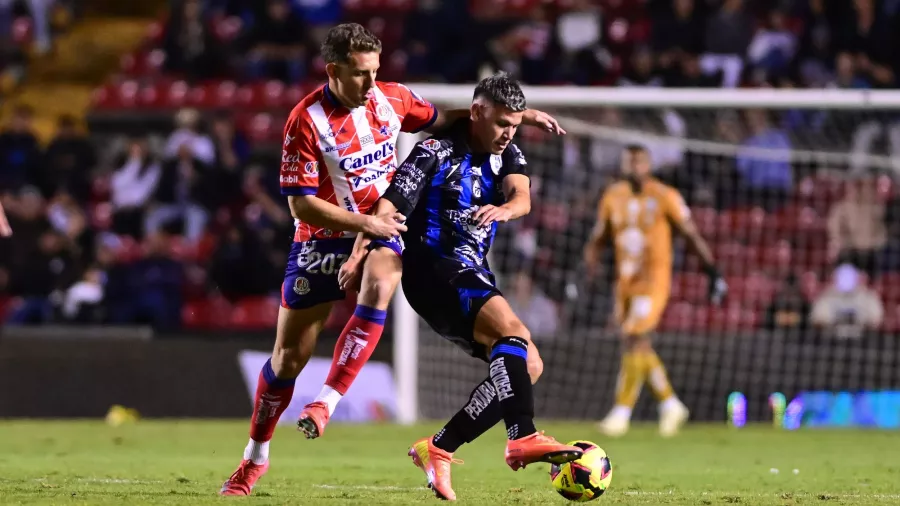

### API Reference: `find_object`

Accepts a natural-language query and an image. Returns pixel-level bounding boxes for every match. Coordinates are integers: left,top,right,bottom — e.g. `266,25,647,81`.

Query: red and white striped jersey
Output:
280,81,437,242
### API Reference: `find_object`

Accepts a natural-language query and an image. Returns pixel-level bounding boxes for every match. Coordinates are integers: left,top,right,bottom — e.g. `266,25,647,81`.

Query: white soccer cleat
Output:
659,398,689,438
596,411,631,438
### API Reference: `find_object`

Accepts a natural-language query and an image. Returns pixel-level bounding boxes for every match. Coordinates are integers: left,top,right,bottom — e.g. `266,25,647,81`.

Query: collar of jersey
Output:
447,119,488,166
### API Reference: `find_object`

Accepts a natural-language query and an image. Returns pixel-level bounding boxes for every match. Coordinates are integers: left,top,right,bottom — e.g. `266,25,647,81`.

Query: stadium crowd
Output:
3,0,900,335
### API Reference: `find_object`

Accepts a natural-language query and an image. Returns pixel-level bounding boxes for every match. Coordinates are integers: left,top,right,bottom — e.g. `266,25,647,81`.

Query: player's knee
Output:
527,353,543,384
270,344,310,378
360,250,401,307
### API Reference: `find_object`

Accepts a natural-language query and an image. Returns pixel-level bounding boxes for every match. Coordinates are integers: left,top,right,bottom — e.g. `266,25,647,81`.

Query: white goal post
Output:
392,86,900,425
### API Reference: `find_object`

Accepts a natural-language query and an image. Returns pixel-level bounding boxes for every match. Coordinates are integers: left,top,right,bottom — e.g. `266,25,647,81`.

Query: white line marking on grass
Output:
315,484,421,492
77,478,163,484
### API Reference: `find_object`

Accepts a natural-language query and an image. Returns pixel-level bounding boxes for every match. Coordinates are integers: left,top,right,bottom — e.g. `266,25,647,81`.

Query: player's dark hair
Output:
473,72,527,112
624,143,649,154
321,23,382,64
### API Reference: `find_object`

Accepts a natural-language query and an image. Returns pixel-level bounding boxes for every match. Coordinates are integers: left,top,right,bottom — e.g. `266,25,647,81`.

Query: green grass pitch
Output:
0,420,898,505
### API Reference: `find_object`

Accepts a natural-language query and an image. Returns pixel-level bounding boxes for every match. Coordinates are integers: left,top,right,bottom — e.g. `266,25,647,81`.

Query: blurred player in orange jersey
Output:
583,144,727,437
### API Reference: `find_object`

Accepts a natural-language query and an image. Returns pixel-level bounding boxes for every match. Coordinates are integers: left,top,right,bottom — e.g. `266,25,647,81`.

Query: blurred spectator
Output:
38,114,96,203
837,0,899,89
764,272,810,332
827,176,887,276
666,53,720,87
291,0,341,43
209,111,249,203
110,137,161,239
734,109,792,209
506,269,558,337
810,263,883,338
244,0,309,83
555,0,608,85
106,232,183,331
829,52,870,89
164,108,216,165
163,0,226,81
47,190,89,254
60,266,105,323
619,46,663,87
701,0,753,87
796,0,835,88
7,229,77,324
652,0,704,79
146,142,211,244
746,8,797,85
0,104,41,192
404,0,471,82
208,223,274,300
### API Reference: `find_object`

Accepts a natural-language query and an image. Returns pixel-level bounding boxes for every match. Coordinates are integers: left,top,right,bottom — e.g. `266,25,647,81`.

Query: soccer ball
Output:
549,441,612,501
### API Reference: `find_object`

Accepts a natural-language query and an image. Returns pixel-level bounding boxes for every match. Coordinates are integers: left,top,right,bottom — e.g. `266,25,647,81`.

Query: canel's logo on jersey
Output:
338,142,395,171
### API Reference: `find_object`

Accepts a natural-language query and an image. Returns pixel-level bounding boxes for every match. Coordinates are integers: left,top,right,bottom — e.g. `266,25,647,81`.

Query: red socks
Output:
249,358,296,442
325,305,387,394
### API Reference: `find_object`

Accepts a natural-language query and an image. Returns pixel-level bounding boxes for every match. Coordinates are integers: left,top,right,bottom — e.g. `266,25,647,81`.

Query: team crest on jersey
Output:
422,138,441,152
304,162,318,175
293,276,310,295
283,134,294,147
473,180,483,198
490,155,502,175
376,103,392,122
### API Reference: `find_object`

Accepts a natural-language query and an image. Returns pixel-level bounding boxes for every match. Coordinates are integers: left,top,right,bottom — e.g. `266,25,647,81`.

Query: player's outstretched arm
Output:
288,195,406,239
670,215,728,305
426,107,565,135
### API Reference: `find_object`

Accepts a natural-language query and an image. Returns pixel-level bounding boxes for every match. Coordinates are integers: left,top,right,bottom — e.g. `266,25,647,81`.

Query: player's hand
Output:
523,109,566,135
583,243,600,279
338,253,366,291
0,205,11,237
363,213,406,239
472,205,513,228
706,267,728,306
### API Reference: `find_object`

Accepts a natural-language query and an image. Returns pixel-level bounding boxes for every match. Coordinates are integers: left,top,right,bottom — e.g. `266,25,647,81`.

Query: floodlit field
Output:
0,420,897,505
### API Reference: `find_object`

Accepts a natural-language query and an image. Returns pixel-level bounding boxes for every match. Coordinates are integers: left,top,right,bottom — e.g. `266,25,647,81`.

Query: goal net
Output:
393,87,900,427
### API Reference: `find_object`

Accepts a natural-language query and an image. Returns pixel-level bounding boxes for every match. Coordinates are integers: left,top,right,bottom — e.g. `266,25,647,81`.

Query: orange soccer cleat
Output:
408,436,462,501
219,459,269,496
297,401,330,439
504,431,583,471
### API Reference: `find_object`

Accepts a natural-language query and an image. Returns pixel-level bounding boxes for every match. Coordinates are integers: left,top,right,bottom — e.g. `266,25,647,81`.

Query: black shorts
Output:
400,247,502,361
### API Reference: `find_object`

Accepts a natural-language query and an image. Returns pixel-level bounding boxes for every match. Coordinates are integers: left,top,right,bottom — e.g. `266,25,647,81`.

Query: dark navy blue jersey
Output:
382,120,528,268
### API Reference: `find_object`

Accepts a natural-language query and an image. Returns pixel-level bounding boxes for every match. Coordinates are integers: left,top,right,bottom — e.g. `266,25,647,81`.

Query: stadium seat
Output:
212,16,243,42
872,273,900,303
660,301,695,332
690,207,717,238
231,297,279,329
798,270,821,300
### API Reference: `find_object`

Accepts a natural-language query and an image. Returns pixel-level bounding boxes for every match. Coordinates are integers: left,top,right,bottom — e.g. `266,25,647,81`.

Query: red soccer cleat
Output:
504,431,583,471
408,436,462,501
297,401,330,439
219,459,269,496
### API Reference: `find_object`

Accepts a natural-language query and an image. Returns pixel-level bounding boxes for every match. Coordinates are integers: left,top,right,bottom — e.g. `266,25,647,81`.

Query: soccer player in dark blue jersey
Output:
337,73,583,500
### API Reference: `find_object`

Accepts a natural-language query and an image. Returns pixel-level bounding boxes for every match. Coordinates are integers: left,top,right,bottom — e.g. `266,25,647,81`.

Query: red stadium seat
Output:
691,207,717,237
714,241,748,275
873,273,900,303
145,21,165,46
660,301,694,332
799,270,821,300
231,297,279,329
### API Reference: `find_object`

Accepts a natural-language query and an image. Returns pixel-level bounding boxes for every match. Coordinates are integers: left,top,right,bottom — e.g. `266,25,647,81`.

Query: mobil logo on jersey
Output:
338,141,395,171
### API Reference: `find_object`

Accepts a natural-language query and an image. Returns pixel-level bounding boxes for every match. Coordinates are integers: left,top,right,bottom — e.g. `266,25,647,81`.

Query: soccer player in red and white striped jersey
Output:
220,23,565,496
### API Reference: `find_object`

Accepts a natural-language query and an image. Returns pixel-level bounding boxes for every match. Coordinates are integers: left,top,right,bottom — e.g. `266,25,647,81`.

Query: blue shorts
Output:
368,235,404,256
281,238,355,310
